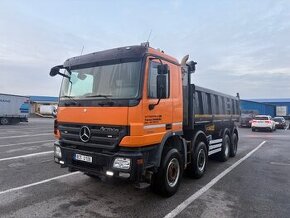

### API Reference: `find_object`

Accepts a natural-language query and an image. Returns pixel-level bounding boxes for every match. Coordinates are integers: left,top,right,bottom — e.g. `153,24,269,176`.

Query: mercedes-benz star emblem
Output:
79,126,91,142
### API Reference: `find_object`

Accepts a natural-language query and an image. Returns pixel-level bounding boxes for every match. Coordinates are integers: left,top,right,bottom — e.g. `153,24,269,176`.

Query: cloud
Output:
0,0,289,98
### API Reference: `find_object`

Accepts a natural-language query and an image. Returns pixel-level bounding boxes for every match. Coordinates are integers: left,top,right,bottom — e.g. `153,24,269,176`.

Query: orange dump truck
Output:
50,43,240,196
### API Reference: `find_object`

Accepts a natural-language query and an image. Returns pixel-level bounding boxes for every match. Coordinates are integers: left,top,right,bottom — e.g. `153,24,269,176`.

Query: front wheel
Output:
151,148,183,197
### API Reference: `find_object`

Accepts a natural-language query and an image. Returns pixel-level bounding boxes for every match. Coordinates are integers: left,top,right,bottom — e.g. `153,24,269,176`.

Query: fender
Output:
192,130,208,149
231,125,239,143
232,125,239,138
222,128,231,139
155,131,184,168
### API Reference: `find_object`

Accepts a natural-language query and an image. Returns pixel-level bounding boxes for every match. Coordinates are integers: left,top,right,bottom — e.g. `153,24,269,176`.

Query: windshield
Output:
254,116,269,120
60,61,141,99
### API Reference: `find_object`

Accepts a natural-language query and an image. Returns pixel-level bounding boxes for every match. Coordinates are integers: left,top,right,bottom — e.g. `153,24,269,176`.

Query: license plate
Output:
74,154,93,163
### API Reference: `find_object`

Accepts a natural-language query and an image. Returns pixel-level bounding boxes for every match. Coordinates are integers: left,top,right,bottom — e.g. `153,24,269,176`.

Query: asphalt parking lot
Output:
0,118,290,218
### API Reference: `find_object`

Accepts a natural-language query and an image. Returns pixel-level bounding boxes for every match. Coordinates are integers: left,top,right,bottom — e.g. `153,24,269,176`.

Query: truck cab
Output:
51,44,185,194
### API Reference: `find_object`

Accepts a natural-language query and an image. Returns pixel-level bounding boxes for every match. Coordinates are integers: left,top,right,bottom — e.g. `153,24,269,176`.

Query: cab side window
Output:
148,61,169,98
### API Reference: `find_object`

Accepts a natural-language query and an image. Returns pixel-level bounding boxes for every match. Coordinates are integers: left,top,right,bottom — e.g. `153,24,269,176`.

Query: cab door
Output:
142,57,173,145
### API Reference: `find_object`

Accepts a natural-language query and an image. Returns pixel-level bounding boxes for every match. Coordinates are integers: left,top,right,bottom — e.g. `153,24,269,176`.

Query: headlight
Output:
113,157,131,170
54,146,62,158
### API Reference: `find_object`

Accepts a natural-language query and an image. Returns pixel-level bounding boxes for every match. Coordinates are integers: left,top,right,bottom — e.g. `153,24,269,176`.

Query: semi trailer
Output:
50,43,240,196
0,93,29,125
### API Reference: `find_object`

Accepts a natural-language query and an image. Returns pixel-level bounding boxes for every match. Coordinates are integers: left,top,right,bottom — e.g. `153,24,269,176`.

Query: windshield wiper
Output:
84,94,112,100
61,95,80,106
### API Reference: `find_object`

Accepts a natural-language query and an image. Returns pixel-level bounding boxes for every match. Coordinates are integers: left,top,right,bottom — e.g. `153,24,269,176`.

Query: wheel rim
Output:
197,149,206,171
166,158,180,188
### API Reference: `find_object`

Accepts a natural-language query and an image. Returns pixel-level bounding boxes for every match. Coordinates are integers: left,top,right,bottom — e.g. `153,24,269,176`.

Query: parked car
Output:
273,117,287,129
240,110,258,127
251,115,276,132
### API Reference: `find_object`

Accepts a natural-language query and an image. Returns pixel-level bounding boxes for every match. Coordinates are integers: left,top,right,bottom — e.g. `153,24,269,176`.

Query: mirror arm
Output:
58,72,70,79
149,98,161,110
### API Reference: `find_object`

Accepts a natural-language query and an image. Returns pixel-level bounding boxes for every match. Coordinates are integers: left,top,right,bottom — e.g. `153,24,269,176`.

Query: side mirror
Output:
187,61,197,72
50,66,62,77
49,65,71,79
157,64,169,74
157,74,167,99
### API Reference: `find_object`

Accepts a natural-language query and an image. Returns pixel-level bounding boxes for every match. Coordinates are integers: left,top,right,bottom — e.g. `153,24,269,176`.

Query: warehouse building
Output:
250,99,290,118
240,98,290,119
240,100,276,117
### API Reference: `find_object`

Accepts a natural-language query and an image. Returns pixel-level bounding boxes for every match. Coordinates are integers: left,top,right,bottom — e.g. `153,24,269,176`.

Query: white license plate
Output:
74,154,93,163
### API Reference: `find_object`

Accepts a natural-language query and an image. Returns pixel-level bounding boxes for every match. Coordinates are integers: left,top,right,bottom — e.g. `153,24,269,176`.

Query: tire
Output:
0,118,10,125
229,133,238,157
151,148,183,197
269,128,273,132
218,134,230,162
252,128,255,132
186,141,208,179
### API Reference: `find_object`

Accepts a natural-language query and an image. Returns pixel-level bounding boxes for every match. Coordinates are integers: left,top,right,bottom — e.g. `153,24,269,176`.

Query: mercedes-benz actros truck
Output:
50,43,240,197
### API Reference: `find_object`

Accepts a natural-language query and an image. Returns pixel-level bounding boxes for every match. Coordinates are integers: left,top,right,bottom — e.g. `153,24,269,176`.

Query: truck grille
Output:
58,123,129,150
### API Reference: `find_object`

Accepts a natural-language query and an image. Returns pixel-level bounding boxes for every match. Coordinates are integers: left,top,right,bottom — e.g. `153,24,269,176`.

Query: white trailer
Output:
39,105,57,115
0,93,29,125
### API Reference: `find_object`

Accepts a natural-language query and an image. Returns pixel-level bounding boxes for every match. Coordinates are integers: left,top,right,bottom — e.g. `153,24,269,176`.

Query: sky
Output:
0,0,290,99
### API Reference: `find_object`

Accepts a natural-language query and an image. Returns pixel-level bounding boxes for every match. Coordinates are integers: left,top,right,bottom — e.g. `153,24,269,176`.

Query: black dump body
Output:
183,83,240,131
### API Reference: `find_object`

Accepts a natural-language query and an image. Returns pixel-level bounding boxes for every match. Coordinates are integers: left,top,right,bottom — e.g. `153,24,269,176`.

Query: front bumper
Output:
54,141,146,182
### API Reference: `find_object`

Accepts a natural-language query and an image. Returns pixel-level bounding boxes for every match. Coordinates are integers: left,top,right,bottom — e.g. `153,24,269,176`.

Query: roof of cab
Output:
63,44,180,69
64,45,147,69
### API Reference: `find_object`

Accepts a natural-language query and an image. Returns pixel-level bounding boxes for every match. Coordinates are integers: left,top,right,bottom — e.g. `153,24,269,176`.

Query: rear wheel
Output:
186,141,208,179
0,118,10,125
230,133,238,157
218,134,230,162
151,148,183,197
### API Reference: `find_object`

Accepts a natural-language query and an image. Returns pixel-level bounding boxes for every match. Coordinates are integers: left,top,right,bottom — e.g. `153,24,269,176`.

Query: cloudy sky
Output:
0,0,289,99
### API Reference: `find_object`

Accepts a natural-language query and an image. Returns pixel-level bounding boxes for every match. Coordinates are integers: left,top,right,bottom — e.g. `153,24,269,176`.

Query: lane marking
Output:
0,140,55,148
0,172,80,196
0,127,52,131
269,162,290,166
164,140,267,218
0,151,53,162
0,131,51,136
0,133,52,139
245,135,290,138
